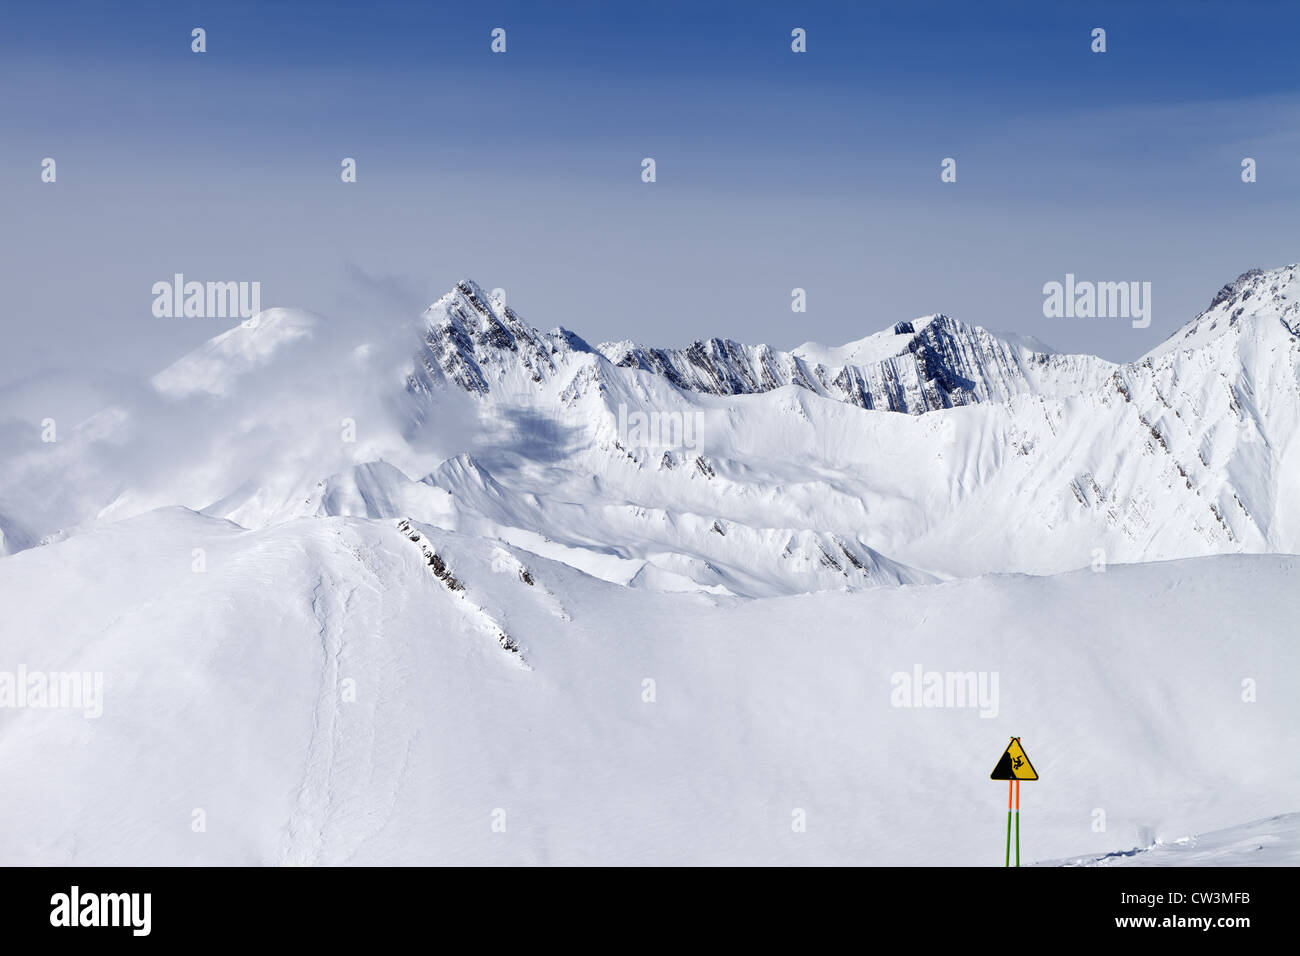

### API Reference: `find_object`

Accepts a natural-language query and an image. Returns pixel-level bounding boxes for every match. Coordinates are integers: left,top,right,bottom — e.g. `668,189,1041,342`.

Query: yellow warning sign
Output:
990,736,1038,780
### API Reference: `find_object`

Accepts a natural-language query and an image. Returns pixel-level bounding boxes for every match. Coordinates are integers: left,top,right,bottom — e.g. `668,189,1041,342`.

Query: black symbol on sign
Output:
1012,756,1024,771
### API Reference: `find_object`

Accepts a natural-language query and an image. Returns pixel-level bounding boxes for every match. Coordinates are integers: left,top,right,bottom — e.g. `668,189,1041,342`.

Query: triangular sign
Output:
990,736,1038,780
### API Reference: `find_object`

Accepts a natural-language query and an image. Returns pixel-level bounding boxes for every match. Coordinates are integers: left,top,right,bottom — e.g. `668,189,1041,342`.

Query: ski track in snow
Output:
277,570,349,864
278,535,419,865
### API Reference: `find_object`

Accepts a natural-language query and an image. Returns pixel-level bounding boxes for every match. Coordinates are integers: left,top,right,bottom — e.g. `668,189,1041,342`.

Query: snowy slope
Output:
1046,813,1300,867
0,265,1297,867
0,510,1294,865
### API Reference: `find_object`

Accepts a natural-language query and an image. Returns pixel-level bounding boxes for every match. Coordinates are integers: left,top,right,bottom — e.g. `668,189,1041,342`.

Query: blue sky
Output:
2,0,1298,386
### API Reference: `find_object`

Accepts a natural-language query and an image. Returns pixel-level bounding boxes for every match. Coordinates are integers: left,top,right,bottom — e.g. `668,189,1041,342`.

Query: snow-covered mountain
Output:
603,311,1110,412
1,262,1297,866
4,263,1296,594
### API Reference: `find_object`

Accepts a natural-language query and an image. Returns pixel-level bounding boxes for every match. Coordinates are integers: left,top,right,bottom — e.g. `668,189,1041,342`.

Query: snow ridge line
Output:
395,518,524,661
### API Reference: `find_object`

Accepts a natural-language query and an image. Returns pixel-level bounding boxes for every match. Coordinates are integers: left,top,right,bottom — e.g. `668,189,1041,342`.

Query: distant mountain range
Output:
2,264,1298,596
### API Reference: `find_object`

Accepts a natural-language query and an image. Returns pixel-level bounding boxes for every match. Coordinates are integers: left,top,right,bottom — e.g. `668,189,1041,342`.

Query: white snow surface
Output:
0,510,1295,865
0,264,1297,865
1045,813,1300,867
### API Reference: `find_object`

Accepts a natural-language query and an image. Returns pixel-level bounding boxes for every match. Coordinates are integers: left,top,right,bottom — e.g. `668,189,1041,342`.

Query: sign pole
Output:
1005,779,1012,867
1015,778,1020,868
991,736,1037,868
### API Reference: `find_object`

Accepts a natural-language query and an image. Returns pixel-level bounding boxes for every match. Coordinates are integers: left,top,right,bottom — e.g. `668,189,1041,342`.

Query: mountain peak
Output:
1207,267,1268,312
792,314,945,369
413,277,1105,414
1145,263,1300,360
